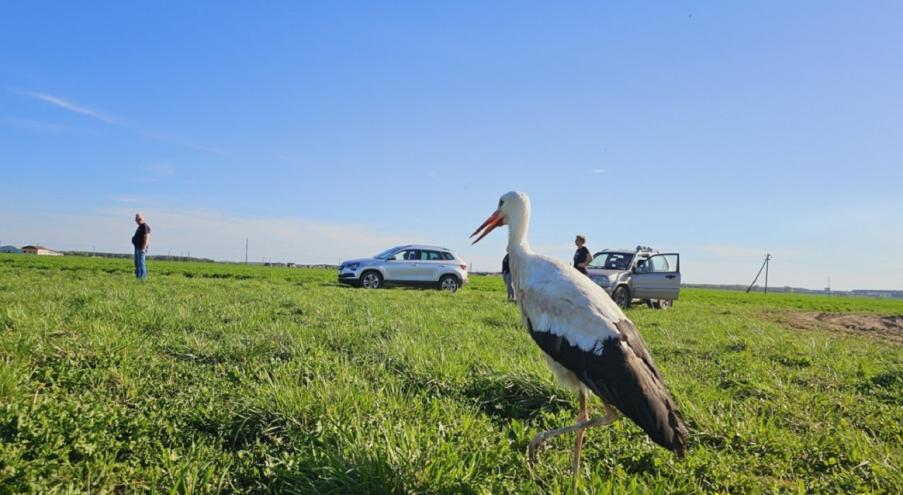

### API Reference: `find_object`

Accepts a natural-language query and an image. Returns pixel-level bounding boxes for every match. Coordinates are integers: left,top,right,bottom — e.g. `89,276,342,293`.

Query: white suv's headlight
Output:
345,263,360,271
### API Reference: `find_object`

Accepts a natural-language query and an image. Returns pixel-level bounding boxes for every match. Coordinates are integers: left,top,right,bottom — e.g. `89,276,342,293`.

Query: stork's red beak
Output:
470,210,502,244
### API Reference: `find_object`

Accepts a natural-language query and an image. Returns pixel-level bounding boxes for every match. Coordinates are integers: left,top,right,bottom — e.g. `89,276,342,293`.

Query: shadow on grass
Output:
481,316,515,329
380,357,570,422
189,407,294,453
191,405,483,494
160,344,294,367
857,369,903,406
272,449,480,495
182,272,254,280
461,368,571,421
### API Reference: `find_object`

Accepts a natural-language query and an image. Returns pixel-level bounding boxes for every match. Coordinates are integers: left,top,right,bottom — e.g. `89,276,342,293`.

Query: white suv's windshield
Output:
374,247,400,259
590,252,634,270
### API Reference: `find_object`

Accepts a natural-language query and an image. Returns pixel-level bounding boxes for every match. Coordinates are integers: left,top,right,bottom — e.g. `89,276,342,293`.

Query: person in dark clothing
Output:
132,213,151,279
573,234,592,275
502,253,515,301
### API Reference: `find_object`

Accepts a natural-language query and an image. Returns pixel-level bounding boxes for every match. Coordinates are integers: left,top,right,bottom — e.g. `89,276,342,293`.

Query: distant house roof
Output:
0,245,22,253
21,245,63,256
22,245,59,252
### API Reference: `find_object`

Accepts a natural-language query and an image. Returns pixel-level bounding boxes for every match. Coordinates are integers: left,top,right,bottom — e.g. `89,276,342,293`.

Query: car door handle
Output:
666,275,676,279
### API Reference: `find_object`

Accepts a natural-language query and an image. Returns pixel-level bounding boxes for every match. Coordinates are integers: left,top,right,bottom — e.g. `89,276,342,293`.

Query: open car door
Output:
631,253,680,300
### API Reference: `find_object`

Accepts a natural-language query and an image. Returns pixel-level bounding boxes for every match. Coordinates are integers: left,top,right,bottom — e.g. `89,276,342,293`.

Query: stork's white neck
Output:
506,205,533,256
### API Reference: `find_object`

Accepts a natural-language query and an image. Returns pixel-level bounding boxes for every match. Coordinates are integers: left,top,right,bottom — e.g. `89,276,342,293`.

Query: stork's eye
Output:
498,199,504,208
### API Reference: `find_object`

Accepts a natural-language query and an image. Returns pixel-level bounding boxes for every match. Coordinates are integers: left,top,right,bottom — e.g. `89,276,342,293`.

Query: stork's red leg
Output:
527,399,618,468
573,389,590,472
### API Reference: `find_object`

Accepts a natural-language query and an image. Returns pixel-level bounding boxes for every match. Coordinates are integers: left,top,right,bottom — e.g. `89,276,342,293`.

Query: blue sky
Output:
1,2,901,290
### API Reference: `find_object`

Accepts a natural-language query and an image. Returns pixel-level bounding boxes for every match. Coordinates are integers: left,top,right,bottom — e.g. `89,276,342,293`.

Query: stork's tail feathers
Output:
525,317,690,457
578,321,690,458
665,408,689,457
617,386,688,457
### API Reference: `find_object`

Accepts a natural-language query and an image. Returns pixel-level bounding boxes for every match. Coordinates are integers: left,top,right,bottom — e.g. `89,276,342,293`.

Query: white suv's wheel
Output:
360,271,383,289
438,275,459,293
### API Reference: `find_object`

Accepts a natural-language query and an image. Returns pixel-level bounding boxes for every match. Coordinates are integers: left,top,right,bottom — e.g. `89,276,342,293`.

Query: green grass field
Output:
1,254,901,494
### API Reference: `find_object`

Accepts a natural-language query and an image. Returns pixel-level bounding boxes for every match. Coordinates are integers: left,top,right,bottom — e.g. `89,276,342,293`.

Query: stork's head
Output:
470,191,529,244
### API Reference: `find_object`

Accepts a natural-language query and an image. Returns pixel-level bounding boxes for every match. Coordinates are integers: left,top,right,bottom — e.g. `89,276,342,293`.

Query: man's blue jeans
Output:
503,272,515,300
134,248,147,279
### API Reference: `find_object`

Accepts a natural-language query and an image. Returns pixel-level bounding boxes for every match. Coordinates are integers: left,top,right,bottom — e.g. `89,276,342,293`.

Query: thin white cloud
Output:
138,131,226,155
532,243,575,258
19,90,119,124
111,195,161,206
700,244,800,260
0,205,421,265
133,163,181,184
1,206,899,290
3,117,88,135
144,163,176,176
590,168,607,174
17,90,224,155
129,207,422,263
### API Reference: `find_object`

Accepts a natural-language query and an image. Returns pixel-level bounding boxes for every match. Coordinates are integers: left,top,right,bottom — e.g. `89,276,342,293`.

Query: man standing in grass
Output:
502,253,515,302
573,234,592,275
132,213,151,279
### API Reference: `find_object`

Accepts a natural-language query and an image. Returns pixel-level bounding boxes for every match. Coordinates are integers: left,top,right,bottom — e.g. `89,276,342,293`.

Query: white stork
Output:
471,191,688,471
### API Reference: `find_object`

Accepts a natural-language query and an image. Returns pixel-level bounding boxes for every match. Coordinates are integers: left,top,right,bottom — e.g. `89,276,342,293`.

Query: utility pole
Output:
245,238,249,264
746,253,773,294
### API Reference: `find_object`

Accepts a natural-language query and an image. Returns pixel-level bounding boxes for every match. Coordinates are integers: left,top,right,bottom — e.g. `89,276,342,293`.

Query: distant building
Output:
0,245,22,254
21,245,63,256
851,289,903,299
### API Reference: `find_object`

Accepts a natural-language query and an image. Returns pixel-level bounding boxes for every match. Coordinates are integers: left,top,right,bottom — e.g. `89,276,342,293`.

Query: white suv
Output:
338,245,469,292
586,246,681,309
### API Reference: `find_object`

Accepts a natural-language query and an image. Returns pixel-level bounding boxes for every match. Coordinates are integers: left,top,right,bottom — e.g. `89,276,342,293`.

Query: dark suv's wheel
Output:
612,286,631,308
360,271,383,289
438,275,459,293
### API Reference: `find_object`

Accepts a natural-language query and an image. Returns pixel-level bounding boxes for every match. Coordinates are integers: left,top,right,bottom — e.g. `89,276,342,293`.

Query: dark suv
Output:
586,246,681,309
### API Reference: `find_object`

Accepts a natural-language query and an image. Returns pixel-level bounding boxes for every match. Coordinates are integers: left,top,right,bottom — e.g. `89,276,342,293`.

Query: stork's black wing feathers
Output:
528,318,688,455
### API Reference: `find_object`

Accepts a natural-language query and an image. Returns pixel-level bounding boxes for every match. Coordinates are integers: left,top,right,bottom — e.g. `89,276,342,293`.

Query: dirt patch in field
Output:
780,311,903,344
